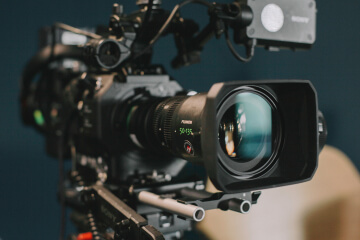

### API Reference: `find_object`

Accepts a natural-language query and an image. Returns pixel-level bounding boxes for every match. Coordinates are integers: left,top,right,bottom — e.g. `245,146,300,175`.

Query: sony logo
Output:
291,16,310,24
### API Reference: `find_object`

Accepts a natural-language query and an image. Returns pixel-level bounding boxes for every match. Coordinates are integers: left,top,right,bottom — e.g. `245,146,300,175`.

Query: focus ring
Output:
152,98,172,145
163,99,182,147
152,96,187,149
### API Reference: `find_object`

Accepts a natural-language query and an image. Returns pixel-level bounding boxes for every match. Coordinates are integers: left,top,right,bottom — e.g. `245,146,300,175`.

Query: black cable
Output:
224,23,256,63
132,0,213,60
143,0,154,28
137,0,154,41
20,44,83,102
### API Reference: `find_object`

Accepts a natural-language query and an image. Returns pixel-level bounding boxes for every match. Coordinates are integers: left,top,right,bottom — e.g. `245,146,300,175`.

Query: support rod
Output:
138,191,205,222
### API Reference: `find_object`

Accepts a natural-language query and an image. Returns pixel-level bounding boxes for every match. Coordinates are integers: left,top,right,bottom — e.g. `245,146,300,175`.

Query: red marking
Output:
77,232,93,240
186,145,191,153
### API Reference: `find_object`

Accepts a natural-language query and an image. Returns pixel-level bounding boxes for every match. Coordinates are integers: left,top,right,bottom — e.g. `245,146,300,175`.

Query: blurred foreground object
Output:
198,145,360,240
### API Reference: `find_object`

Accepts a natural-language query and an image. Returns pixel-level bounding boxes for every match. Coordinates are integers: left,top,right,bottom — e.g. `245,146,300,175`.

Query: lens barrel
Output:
125,93,207,164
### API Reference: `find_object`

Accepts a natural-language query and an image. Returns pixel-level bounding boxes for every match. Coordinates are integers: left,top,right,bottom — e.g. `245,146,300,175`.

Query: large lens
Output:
121,87,277,177
217,91,275,176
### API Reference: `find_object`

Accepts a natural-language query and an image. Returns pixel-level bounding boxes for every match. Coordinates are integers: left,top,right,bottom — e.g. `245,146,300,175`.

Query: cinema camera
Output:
20,0,327,239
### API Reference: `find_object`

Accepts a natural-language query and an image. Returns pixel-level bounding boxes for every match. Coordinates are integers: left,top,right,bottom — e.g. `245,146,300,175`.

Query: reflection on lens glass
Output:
219,92,272,162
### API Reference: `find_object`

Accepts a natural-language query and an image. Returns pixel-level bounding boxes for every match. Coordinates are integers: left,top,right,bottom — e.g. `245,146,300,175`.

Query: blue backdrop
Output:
1,0,359,239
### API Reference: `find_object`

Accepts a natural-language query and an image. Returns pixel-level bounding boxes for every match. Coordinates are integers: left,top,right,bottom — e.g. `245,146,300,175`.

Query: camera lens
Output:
218,92,272,161
120,86,279,179
216,89,278,178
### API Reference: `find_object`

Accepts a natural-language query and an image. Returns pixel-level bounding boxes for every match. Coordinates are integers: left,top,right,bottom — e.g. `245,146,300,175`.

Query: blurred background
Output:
0,0,359,239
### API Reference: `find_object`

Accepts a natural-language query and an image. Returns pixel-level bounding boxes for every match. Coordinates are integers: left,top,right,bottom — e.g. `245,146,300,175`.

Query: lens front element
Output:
218,90,276,178
219,92,272,161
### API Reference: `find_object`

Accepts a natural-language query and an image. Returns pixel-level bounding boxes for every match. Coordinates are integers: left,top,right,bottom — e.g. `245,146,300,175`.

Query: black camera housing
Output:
202,80,319,193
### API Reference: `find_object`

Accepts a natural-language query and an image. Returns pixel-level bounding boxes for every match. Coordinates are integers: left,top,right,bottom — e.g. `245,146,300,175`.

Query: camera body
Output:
73,72,193,182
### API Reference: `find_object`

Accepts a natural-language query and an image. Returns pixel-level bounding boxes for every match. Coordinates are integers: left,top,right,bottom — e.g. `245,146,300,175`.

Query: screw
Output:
248,28,255,36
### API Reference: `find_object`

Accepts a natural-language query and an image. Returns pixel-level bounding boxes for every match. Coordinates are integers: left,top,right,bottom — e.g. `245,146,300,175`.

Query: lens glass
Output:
219,92,272,162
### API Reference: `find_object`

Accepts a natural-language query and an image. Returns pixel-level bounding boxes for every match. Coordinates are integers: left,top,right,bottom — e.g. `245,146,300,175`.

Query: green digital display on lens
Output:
219,92,272,162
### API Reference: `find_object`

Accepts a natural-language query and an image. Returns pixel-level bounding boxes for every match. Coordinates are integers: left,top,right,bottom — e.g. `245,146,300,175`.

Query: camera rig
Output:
20,1,325,239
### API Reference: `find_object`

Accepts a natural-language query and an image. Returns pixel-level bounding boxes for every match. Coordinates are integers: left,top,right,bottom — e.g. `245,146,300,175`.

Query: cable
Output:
137,0,154,41
20,44,83,102
224,23,256,63
143,0,154,27
132,0,213,60
54,22,102,39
